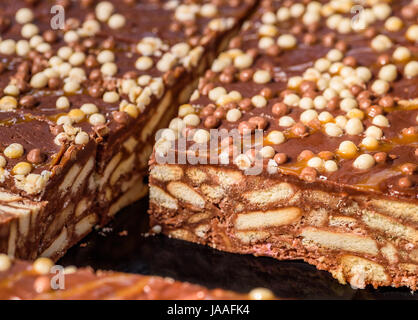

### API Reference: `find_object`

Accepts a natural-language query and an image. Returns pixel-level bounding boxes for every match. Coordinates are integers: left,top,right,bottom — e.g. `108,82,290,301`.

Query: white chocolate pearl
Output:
338,140,358,157
385,16,403,32
33,257,54,275
335,115,348,129
277,34,297,49
290,3,305,18
325,123,343,137
325,160,338,172
69,52,86,66
80,103,98,115
30,72,48,88
160,129,176,141
345,118,364,135
251,95,267,108
365,126,383,139
266,130,285,144
16,8,34,24
103,91,119,103
89,113,106,126
340,98,357,112
307,157,323,170
361,136,379,150
258,37,275,50
75,132,89,145
16,40,30,56
373,3,391,20
169,118,185,132
371,35,392,52
193,129,210,144
12,161,31,175
259,24,278,37
183,114,200,126
64,30,79,43
56,96,70,110
283,93,300,106
278,116,295,127
63,81,80,93
101,62,117,76
379,64,397,82
371,79,389,95
253,70,271,84
96,1,114,22
260,146,275,159
314,96,327,110
178,104,194,117
353,154,375,170
326,49,343,62
97,50,115,63
200,3,217,18
208,87,227,101
299,97,314,110
4,143,24,159
135,56,154,70
356,66,372,82
226,108,242,122
21,23,38,38
288,76,303,89
57,115,72,126
234,54,253,69
108,14,126,29
0,254,12,271
372,114,389,127
323,88,337,100
300,109,318,123
406,25,418,42
318,111,333,122
262,11,277,24
277,7,290,22
314,58,331,72
404,61,418,79
392,47,411,62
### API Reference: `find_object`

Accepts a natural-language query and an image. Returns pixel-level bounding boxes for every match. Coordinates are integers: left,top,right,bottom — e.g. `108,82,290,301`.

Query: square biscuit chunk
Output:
0,255,275,300
149,0,418,289
0,0,256,260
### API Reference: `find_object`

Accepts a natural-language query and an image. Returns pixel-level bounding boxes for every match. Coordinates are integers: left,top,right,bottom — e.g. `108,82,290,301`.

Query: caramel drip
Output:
103,277,150,300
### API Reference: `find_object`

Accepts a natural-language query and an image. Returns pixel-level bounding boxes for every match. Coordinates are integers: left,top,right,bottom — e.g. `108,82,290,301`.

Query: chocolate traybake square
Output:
0,0,256,260
148,0,418,290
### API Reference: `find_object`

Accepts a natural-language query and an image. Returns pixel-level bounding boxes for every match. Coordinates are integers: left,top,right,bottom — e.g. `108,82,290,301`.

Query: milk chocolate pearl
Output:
266,44,281,56
300,80,316,93
201,83,215,95
318,151,334,161
204,116,219,129
27,149,44,164
301,167,317,182
238,121,256,135
205,70,216,80
343,56,357,67
33,276,51,294
364,27,377,38
224,102,238,110
379,96,394,108
366,105,383,117
373,152,387,164
303,33,317,45
85,55,99,68
48,77,62,90
322,33,336,47
357,90,371,101
350,85,363,96
327,97,339,111
89,69,102,81
402,126,418,136
272,102,287,117
298,150,315,161
239,69,254,82
201,104,215,117
400,163,417,175
415,148,418,157
291,123,308,136
335,40,348,52
398,177,413,188
248,116,268,130
123,71,138,79
359,99,372,110
20,95,38,108
229,36,242,49
377,54,390,66
239,98,252,111
274,153,287,165
260,87,273,99
214,107,226,119
401,5,417,19
88,85,104,98
219,72,234,84
43,30,57,43
102,37,116,49
112,111,130,124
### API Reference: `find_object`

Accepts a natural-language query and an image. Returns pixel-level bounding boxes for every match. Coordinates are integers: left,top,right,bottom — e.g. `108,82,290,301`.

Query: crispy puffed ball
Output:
226,108,242,122
361,136,379,150
193,129,210,144
371,34,392,52
324,160,338,172
4,143,24,159
277,34,297,49
405,25,418,42
338,140,358,158
371,79,390,95
266,130,285,144
404,61,418,79
33,257,54,275
378,64,398,82
353,153,375,170
253,70,271,84
260,146,275,159
345,118,364,135
12,162,32,175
